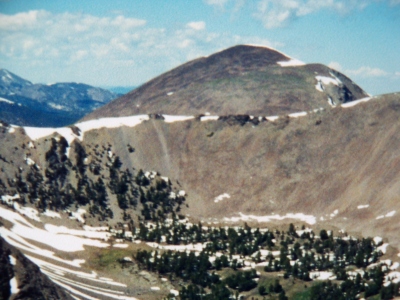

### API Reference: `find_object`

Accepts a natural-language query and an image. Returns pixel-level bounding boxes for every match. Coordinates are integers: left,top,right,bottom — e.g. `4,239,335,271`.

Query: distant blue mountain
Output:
0,69,119,127
104,86,136,95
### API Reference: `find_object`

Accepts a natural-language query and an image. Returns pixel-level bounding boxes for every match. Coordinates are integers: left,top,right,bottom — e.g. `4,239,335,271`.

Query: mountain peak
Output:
194,44,298,71
209,44,291,60
82,44,367,121
0,69,32,87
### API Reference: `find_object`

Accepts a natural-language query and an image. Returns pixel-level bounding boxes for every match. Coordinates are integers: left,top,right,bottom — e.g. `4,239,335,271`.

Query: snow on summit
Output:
244,44,305,67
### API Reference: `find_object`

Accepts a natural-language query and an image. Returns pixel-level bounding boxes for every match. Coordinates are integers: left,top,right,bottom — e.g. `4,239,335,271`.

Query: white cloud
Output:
252,0,400,28
346,66,388,77
70,50,88,62
203,0,399,28
0,10,279,87
253,0,376,28
328,61,343,71
204,0,230,8
395,71,400,76
204,0,246,12
187,21,206,30
329,62,389,78
0,10,48,31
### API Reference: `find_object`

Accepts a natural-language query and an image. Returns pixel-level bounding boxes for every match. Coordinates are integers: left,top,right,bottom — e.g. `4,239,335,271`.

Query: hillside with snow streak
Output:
83,45,367,121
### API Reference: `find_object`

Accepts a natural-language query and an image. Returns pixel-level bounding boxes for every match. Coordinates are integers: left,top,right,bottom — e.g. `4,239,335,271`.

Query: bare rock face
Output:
83,45,368,121
0,236,73,300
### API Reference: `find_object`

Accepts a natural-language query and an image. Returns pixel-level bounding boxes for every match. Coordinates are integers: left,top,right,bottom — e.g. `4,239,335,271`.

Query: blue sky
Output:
0,0,399,95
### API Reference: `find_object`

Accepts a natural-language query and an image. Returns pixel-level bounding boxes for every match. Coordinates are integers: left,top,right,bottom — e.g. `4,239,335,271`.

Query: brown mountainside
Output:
83,45,368,120
81,94,400,249
1,94,400,250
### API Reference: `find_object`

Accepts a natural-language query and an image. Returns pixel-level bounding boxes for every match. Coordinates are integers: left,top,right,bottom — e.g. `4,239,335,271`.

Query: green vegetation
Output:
3,138,185,223
1,133,399,300
130,222,399,299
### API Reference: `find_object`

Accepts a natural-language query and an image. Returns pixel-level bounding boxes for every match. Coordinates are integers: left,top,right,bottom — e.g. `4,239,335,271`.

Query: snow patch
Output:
25,156,35,166
146,242,205,252
310,271,335,280
68,208,86,223
162,115,194,123
316,76,340,86
144,171,157,179
113,244,128,248
341,97,371,108
0,96,14,104
42,210,61,218
9,255,17,265
44,224,111,240
201,115,219,121
376,211,396,219
224,212,316,225
49,103,66,110
288,111,307,118
10,221,109,252
386,211,396,217
27,256,137,300
315,81,324,92
244,44,304,67
386,271,400,284
266,116,279,121
83,225,109,232
378,243,389,254
277,59,305,67
14,203,40,222
10,277,19,294
357,204,369,209
167,92,174,96
23,115,150,148
391,262,399,270
0,224,87,267
1,194,20,205
77,114,149,136
214,193,230,203
328,97,335,107
330,209,339,218
329,72,342,84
